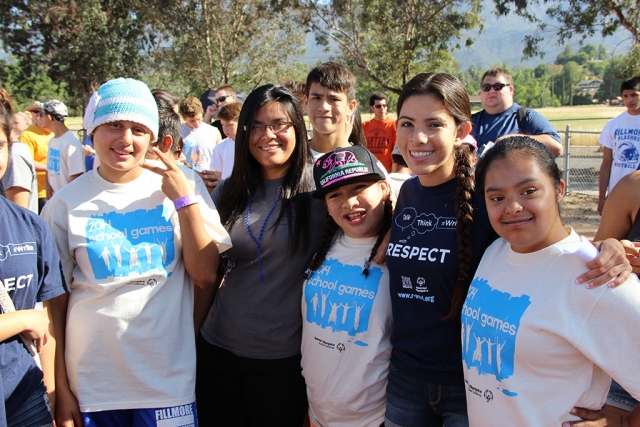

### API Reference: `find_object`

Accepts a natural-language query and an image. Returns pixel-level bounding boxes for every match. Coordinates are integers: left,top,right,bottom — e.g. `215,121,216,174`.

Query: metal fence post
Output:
564,125,570,191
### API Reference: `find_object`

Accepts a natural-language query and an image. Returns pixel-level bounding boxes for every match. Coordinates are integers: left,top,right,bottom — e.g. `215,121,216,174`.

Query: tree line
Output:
0,0,638,115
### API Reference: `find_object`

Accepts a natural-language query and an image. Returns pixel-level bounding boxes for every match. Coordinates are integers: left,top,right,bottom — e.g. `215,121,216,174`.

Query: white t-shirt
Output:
181,123,221,171
2,141,38,212
598,111,640,192
41,168,231,412
47,130,85,193
210,137,235,179
301,234,392,427
462,230,640,426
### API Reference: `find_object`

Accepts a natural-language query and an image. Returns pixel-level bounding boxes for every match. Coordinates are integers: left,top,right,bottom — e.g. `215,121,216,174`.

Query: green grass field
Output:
537,105,626,132
363,105,625,132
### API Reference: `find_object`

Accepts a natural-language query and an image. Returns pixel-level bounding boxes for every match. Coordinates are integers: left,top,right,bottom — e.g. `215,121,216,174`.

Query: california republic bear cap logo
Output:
312,146,386,198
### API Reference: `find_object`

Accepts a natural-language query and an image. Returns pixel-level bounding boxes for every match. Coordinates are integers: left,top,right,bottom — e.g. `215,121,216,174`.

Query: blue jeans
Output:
6,381,52,427
385,366,468,427
607,379,639,412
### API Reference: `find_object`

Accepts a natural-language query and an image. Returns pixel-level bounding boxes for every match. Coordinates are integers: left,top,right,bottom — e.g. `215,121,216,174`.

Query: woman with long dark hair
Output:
196,84,325,426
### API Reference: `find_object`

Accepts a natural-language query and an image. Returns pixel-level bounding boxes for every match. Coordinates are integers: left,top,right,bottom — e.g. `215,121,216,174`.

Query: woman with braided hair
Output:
384,73,632,427
301,145,393,426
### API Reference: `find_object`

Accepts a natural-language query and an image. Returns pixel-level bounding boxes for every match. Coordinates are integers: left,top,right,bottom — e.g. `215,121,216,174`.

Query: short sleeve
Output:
523,109,561,142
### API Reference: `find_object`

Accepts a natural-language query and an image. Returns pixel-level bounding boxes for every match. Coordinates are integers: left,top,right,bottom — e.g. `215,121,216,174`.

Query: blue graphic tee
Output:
0,197,66,419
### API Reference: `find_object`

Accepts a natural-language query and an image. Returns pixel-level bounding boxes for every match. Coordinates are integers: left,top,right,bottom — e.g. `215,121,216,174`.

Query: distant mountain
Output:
301,0,632,71
454,0,632,70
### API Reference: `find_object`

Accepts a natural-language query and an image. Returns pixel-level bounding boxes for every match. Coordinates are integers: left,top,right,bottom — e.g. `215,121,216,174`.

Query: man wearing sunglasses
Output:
471,67,562,156
203,85,238,131
363,92,396,172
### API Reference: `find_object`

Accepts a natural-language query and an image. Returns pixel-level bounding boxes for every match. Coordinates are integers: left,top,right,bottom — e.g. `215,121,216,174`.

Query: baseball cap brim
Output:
312,173,383,199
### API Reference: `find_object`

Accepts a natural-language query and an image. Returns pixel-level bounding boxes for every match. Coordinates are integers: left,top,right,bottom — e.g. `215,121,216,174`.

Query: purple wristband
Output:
174,194,198,211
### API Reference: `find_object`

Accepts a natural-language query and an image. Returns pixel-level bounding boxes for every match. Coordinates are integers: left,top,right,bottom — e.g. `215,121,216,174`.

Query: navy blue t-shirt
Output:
386,176,496,384
471,103,561,151
0,197,67,418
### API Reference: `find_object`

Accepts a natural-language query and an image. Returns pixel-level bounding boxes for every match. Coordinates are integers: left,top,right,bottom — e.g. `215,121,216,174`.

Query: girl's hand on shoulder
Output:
620,240,640,276
562,406,630,427
577,238,631,289
141,147,193,201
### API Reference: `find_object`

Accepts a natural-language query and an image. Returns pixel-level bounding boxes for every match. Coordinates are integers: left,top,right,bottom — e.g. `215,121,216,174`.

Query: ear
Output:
455,121,472,143
159,135,173,154
379,180,390,199
348,99,357,115
557,179,566,203
509,85,515,95
370,105,375,113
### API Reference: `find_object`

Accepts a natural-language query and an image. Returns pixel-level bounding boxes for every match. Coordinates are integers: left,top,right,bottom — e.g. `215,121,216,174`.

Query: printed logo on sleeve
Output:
85,206,175,279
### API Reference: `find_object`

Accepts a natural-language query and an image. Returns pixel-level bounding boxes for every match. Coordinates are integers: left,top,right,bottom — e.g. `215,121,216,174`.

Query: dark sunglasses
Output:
216,95,232,103
373,104,388,109
481,83,511,92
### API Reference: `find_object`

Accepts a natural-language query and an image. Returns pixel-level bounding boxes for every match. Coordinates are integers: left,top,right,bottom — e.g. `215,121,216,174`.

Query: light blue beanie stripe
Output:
94,103,158,125
84,78,159,142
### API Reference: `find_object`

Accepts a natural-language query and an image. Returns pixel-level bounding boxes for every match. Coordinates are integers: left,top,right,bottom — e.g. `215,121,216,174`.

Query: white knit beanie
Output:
84,78,159,142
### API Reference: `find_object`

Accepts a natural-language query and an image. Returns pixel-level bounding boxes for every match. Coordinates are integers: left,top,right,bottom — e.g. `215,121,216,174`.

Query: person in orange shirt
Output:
18,101,53,213
363,92,396,172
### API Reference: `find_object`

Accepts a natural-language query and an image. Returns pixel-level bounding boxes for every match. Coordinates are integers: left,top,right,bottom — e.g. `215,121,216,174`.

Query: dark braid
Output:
302,213,339,279
445,143,476,320
363,197,393,277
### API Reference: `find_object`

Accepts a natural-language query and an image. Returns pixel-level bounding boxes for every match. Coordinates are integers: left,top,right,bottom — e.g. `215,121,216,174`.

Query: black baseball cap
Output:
312,146,386,199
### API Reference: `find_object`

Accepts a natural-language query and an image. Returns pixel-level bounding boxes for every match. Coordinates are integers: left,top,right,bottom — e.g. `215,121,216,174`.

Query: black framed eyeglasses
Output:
373,104,388,109
481,83,511,92
248,121,294,135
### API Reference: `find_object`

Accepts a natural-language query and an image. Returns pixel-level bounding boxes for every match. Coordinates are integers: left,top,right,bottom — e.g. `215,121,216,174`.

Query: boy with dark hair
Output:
598,76,640,214
41,99,84,196
151,97,183,162
363,92,396,172
179,96,222,171
304,62,359,157
42,78,231,426
210,102,242,180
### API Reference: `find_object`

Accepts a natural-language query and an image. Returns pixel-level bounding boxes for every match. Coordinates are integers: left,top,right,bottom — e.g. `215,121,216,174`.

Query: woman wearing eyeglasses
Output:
195,84,326,426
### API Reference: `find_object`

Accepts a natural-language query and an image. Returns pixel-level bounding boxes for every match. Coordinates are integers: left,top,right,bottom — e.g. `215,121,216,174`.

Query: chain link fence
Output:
556,127,602,196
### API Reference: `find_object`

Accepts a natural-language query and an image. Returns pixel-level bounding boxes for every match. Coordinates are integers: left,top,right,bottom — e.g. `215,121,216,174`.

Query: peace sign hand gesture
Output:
140,146,194,201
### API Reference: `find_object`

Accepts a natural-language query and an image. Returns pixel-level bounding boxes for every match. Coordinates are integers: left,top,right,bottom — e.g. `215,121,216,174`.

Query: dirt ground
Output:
562,192,601,239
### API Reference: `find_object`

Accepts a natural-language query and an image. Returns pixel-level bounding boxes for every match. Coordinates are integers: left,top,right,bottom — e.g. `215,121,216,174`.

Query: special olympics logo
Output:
337,343,346,353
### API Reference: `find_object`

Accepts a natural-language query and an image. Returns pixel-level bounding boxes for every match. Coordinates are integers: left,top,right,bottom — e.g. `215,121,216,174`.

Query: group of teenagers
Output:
1,61,640,427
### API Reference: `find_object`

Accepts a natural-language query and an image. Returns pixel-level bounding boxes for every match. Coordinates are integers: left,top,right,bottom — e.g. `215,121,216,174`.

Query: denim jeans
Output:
6,381,52,427
607,379,639,412
385,366,468,427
